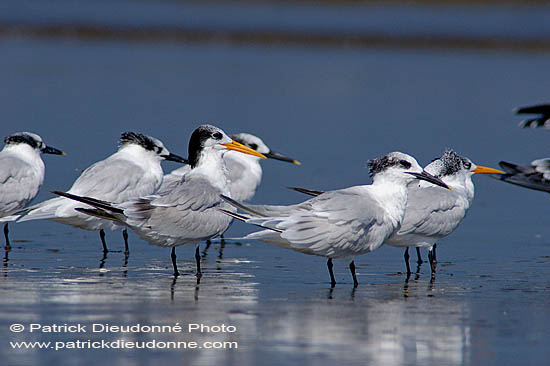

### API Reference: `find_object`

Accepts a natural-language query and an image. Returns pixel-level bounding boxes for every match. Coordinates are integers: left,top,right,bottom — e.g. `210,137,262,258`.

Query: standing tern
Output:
52,125,266,278
0,132,65,249
160,132,300,201
16,132,186,254
219,152,450,287
384,150,503,275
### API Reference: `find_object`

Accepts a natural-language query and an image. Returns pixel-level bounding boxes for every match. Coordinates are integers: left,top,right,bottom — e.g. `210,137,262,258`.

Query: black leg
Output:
327,258,336,287
171,247,180,277
404,247,411,275
99,229,108,253
122,228,129,255
349,261,358,287
195,246,202,279
415,247,423,264
4,223,11,250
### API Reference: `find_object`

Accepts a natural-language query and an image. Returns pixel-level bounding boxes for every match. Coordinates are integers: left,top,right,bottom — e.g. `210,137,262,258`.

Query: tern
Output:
219,152,450,287
51,125,266,278
16,132,186,254
160,132,300,201
0,132,65,249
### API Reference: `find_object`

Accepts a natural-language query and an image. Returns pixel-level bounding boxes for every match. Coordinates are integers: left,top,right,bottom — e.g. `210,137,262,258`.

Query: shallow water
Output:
1,1,550,365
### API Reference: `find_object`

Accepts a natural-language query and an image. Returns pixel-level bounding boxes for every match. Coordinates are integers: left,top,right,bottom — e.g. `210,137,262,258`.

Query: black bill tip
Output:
163,153,188,164
406,171,451,190
265,151,301,165
41,146,66,156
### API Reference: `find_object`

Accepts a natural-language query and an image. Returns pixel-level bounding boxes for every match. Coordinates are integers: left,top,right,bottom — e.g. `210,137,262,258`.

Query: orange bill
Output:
222,140,267,159
473,165,504,174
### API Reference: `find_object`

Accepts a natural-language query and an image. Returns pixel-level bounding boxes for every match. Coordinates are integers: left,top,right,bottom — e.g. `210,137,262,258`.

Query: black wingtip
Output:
288,187,324,197
498,161,521,174
75,207,118,221
50,191,124,214
220,195,266,217
218,208,249,222
515,104,550,115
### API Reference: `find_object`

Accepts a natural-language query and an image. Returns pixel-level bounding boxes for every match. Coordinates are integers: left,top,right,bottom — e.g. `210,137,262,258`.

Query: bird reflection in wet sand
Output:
221,152,450,287
170,276,200,302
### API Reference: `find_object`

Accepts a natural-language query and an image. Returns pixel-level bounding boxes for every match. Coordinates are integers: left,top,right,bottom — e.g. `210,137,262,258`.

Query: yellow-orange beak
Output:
222,140,267,159
473,165,504,174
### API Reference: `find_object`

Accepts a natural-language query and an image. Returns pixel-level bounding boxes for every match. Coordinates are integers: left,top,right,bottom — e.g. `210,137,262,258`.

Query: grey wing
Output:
247,187,389,258
69,158,159,200
123,176,232,246
159,165,191,193
0,155,41,215
491,160,550,193
397,187,468,238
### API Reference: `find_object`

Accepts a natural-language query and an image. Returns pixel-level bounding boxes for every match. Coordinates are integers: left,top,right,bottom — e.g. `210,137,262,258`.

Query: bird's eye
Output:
399,160,411,169
213,132,223,140
249,143,258,151
463,161,472,169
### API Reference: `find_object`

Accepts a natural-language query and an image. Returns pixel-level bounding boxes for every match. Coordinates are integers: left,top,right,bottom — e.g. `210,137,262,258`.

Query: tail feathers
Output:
15,197,64,222
288,186,324,197
51,191,123,214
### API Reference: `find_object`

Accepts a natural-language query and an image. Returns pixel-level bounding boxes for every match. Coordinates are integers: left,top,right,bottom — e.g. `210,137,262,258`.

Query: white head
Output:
3,132,65,156
187,125,266,169
425,149,503,189
118,132,186,164
231,133,270,155
368,151,449,189
230,132,301,165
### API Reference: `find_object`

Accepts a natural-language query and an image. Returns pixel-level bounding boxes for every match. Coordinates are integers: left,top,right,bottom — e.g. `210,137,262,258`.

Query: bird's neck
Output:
370,178,409,224
3,145,45,173
189,150,229,194
115,146,164,186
